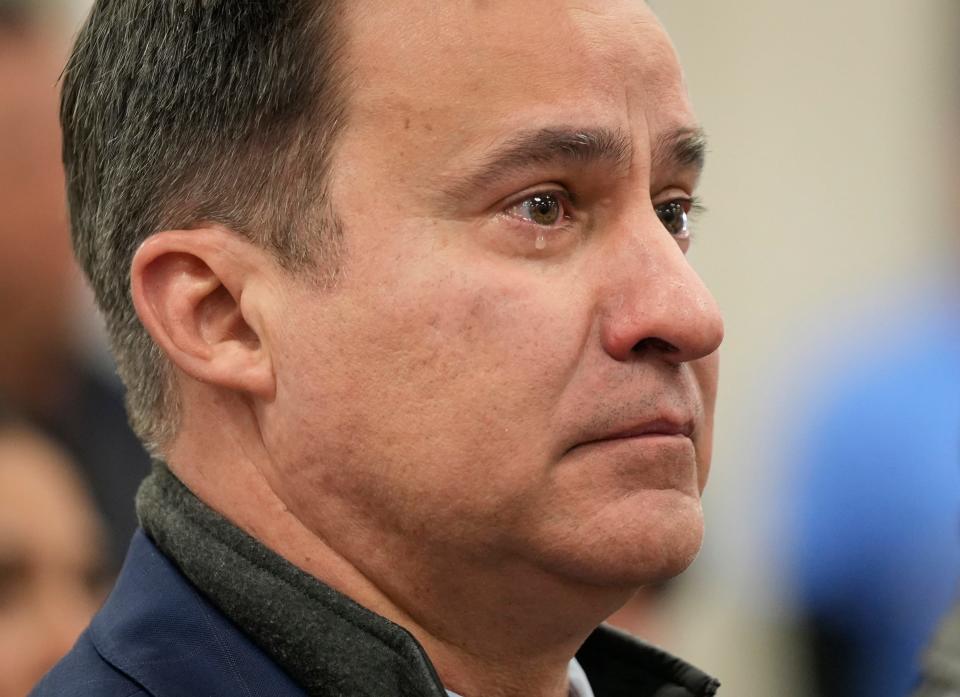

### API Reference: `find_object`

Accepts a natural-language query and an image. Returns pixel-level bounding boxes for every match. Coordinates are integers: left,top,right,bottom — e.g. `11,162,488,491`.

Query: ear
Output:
130,227,276,401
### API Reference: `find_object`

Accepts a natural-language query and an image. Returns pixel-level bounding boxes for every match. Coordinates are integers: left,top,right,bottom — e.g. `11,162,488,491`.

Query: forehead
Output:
338,0,694,171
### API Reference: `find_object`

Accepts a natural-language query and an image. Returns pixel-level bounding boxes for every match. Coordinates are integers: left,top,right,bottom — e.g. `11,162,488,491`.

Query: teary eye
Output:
500,190,576,252
509,193,565,226
655,200,690,239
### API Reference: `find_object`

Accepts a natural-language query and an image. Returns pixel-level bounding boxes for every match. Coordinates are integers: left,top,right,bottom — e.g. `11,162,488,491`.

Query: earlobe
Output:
130,228,276,401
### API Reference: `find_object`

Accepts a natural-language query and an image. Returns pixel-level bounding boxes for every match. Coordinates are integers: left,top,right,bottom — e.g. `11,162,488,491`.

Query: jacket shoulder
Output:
34,529,306,697
31,630,149,697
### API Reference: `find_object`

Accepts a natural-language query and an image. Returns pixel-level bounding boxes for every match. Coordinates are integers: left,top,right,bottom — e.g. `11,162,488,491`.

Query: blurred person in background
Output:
778,27,960,687
913,600,960,696
909,187,960,697
780,278,960,697
0,405,107,697
0,0,151,568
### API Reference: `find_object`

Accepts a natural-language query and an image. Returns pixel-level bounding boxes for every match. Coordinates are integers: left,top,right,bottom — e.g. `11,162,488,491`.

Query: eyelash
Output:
655,195,704,242
502,189,576,230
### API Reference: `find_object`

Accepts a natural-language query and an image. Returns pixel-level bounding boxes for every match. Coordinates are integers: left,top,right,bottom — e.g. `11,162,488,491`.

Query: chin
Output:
533,489,705,589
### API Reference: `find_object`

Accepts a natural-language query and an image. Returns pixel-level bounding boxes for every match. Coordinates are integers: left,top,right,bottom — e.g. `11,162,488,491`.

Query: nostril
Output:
631,337,679,354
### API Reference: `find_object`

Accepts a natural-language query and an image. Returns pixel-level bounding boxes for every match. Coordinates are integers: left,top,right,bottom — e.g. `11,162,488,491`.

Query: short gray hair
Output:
61,1,347,454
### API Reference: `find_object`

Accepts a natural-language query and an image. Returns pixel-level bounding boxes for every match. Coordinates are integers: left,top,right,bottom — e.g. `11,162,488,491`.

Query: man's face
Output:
0,431,105,697
261,0,723,591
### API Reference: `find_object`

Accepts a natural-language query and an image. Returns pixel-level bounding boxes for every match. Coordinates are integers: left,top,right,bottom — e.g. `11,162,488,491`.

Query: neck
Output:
361,544,628,697
168,396,629,697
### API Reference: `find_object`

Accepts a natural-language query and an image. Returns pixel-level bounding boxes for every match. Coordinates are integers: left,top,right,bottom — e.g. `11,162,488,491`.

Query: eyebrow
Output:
440,126,633,201
439,125,707,201
652,126,708,172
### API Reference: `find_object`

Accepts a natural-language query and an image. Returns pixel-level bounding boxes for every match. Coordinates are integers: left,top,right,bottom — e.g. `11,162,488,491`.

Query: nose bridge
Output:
598,211,723,362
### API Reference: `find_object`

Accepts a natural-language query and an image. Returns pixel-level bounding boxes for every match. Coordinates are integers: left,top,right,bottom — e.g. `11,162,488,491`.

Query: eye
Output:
655,199,691,239
506,192,568,227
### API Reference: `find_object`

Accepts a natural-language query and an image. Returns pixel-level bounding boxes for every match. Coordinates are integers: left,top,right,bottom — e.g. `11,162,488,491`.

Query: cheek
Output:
364,267,583,461
270,260,593,527
692,352,720,491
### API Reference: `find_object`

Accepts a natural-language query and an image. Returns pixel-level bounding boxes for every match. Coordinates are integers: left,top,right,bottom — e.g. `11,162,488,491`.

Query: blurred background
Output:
0,1,150,694
647,2,960,696
1,0,958,695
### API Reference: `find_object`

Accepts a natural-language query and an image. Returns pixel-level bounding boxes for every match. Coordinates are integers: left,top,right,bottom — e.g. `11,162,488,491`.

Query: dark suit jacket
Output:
33,527,719,697
31,530,305,697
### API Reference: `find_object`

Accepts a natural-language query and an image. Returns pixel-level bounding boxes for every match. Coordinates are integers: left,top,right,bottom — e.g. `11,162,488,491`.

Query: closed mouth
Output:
572,418,695,451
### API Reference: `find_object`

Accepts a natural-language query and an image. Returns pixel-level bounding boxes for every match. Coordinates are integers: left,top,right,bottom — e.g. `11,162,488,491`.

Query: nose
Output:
598,211,724,364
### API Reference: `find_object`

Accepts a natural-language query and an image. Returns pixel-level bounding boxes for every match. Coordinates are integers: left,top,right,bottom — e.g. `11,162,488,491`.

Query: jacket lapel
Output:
89,531,307,697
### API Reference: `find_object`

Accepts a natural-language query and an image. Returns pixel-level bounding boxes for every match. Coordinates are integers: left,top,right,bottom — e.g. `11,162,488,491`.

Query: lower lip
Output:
565,433,694,457
588,433,691,447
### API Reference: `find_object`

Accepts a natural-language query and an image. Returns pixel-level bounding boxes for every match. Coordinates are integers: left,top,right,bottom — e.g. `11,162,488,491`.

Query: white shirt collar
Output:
445,658,595,697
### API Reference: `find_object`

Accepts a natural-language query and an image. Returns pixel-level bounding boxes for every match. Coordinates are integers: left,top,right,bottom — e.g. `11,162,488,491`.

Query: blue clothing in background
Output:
785,290,960,697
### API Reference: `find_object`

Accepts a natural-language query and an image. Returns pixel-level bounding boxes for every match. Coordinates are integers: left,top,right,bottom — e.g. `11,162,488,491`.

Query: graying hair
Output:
61,1,347,454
